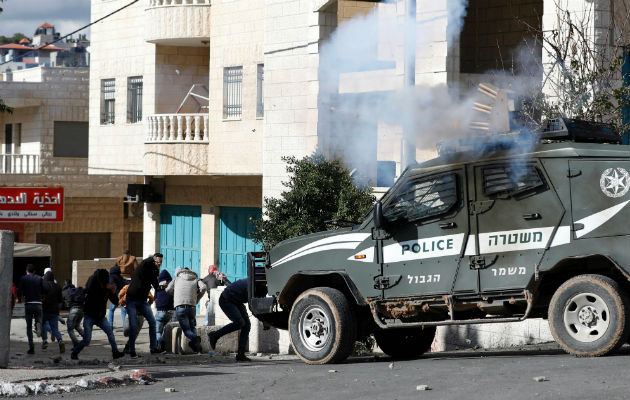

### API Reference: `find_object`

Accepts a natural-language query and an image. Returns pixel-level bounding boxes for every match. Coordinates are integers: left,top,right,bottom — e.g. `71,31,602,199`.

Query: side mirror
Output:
373,201,384,229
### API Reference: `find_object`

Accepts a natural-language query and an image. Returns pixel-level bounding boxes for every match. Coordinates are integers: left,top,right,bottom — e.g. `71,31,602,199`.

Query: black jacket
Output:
126,257,160,302
155,269,174,311
109,266,125,295
220,278,248,304
83,269,118,320
42,271,62,315
62,282,75,308
17,273,44,303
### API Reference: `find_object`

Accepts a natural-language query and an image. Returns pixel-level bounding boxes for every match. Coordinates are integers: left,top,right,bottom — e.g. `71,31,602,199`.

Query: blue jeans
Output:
155,310,174,345
175,306,197,341
213,295,250,354
42,313,63,343
108,302,127,330
24,303,42,349
73,315,119,354
126,300,157,352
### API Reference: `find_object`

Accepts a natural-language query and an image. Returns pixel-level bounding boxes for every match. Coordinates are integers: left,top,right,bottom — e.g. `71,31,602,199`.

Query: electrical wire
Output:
0,0,138,66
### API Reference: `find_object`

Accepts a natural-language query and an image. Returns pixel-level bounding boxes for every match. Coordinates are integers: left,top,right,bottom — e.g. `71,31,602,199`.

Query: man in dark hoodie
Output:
18,264,45,354
108,266,127,330
71,269,125,360
42,271,65,353
155,269,174,351
208,278,251,362
125,252,162,357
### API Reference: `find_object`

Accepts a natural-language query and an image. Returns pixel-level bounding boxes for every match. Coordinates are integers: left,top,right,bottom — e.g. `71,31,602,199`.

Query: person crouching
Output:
71,269,125,360
166,267,207,353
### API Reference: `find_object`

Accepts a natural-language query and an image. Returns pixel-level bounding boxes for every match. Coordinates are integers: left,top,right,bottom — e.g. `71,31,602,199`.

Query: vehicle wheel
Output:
548,274,630,357
374,326,436,359
289,287,356,364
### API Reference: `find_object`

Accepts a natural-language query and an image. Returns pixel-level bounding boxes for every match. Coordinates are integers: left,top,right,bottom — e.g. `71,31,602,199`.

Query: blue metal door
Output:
160,204,201,280
219,207,262,282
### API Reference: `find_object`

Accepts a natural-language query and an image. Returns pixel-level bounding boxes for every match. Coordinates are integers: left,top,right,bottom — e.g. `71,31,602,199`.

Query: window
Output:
384,173,458,223
101,78,115,124
483,164,544,197
256,64,264,118
53,121,88,157
223,66,242,119
127,76,143,123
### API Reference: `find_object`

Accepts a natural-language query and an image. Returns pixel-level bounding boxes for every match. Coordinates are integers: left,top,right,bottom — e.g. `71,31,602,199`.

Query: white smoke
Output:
316,0,542,185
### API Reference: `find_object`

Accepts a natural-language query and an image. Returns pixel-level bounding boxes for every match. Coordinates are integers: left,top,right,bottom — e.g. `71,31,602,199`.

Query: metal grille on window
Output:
483,165,544,196
127,76,143,123
256,64,264,118
384,173,458,223
101,78,115,124
223,66,243,119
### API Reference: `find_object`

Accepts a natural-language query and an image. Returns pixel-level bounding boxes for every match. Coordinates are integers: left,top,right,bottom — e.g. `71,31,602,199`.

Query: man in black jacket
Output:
125,252,162,357
208,278,251,362
71,269,125,360
42,271,65,353
17,264,45,354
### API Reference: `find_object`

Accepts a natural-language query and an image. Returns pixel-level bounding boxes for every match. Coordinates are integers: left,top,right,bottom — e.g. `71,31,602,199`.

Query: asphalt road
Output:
34,345,630,400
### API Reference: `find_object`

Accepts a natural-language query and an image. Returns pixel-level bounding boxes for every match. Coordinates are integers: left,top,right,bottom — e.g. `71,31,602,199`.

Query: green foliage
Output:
0,33,28,45
251,154,375,250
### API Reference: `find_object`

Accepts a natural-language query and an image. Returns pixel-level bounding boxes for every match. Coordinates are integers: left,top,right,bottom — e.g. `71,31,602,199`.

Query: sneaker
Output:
150,347,166,355
208,332,217,350
235,353,251,362
59,318,66,325
58,341,65,354
27,347,34,355
71,352,78,360
129,351,138,359
189,336,202,353
41,341,48,350
113,350,125,360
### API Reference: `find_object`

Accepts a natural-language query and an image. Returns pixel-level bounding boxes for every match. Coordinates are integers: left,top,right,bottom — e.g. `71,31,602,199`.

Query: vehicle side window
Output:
483,164,544,197
383,173,457,223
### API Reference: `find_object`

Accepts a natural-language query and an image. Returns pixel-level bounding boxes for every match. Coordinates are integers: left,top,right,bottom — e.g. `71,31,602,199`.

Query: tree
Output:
251,154,376,250
517,3,630,134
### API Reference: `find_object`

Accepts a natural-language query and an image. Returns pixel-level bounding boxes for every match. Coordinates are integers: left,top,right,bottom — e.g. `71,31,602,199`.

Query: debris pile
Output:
0,369,155,397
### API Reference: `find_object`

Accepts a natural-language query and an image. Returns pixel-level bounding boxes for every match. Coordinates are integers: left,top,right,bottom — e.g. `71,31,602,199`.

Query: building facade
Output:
0,66,141,284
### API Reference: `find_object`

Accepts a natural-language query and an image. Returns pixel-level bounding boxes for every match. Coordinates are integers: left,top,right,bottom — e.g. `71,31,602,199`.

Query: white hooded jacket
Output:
165,268,207,307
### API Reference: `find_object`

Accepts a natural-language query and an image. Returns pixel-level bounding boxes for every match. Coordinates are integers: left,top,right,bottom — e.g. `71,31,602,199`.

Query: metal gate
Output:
219,207,262,281
160,205,201,280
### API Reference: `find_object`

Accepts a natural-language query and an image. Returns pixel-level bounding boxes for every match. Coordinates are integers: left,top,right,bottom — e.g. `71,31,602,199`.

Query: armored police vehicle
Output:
247,118,630,364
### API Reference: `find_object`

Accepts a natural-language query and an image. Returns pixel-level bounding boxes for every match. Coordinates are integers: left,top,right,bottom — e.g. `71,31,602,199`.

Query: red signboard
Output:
0,187,64,222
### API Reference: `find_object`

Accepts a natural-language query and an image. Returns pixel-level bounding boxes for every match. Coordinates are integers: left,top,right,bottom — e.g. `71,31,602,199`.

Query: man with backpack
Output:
63,284,85,348
71,269,124,360
166,267,207,353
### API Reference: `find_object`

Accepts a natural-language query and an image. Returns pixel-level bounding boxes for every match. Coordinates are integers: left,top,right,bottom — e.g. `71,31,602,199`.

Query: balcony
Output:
144,113,209,176
145,0,212,46
0,154,39,174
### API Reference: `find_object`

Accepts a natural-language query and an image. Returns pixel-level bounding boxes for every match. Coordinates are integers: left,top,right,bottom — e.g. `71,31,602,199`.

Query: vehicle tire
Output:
374,326,436,359
548,274,630,357
289,287,356,365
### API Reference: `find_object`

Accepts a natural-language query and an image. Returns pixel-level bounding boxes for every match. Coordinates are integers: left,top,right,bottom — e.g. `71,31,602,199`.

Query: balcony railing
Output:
148,0,211,6
146,114,209,142
0,154,39,174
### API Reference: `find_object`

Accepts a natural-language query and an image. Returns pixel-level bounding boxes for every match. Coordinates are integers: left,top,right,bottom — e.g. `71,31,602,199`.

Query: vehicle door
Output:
468,161,564,293
378,167,469,299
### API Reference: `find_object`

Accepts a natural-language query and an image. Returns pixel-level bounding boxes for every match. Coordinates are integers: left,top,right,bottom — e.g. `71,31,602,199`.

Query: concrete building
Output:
88,0,627,352
0,66,141,285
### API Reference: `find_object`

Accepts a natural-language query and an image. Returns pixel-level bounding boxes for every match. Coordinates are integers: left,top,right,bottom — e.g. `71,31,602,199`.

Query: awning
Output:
13,242,51,258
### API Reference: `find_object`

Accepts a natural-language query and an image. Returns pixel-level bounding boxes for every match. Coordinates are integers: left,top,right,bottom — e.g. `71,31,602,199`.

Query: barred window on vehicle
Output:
384,173,458,223
483,164,544,196
256,64,264,118
101,78,115,125
127,76,143,123
223,66,243,119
